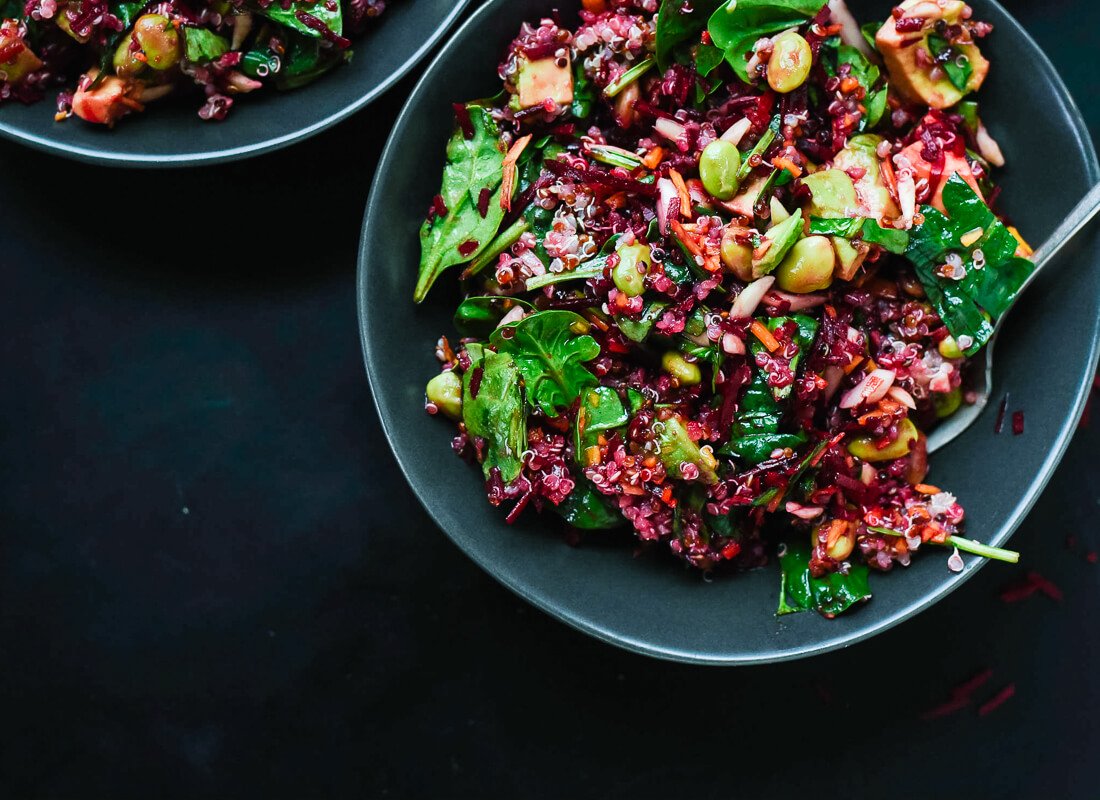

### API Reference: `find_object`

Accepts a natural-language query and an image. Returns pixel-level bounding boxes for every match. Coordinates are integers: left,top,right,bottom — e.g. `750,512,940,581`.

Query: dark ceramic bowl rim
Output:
359,0,1100,664
0,0,471,167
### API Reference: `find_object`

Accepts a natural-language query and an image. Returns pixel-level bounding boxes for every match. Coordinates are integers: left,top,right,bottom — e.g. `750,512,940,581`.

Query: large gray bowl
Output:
359,0,1100,664
0,0,469,166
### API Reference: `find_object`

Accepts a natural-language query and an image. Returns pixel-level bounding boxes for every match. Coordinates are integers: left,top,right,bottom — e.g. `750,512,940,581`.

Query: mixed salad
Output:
0,0,386,124
417,0,1031,618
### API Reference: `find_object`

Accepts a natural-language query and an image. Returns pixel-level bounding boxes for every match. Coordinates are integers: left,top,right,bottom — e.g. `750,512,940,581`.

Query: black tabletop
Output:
2,2,1098,797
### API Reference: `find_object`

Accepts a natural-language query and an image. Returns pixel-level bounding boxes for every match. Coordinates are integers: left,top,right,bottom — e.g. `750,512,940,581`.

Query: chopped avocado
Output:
875,0,989,109
514,55,574,110
832,237,867,281
769,197,791,226
0,26,43,83
833,135,899,219
752,209,803,278
655,414,718,484
801,170,859,217
721,172,770,219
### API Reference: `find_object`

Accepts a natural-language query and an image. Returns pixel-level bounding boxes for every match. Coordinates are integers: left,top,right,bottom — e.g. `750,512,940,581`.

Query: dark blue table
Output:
1,2,1097,796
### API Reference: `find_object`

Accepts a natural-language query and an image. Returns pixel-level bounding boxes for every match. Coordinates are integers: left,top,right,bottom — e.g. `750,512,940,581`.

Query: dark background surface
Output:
1,1,1097,797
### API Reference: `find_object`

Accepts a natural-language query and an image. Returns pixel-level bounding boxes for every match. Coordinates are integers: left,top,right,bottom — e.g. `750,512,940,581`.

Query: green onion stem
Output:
604,57,655,98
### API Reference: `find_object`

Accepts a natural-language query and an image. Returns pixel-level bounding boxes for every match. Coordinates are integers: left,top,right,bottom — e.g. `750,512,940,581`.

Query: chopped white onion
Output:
839,368,896,409
887,385,917,409
828,0,873,57
976,122,1006,168
654,117,686,144
656,177,677,235
763,290,827,311
730,276,775,319
720,117,752,147
721,333,746,355
496,306,527,328
860,463,877,485
785,501,825,520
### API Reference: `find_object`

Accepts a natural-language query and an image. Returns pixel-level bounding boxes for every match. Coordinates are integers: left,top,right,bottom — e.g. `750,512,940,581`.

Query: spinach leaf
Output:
707,0,821,83
258,0,342,39
415,104,507,303
571,61,595,120
110,1,148,41
749,314,817,401
617,301,669,343
274,33,343,89
453,296,534,339
927,33,971,92
555,482,623,529
860,20,881,53
905,175,1033,355
490,310,601,416
462,348,527,483
0,0,23,18
574,386,628,459
655,414,719,484
183,26,229,64
778,541,871,617
808,216,909,254
656,0,724,70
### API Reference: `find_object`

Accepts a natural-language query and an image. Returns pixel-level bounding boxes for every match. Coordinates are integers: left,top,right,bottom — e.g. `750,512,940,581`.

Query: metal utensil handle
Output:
1029,180,1100,276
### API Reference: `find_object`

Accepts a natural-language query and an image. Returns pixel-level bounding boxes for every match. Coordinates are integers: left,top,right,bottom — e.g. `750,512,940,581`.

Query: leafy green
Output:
656,0,724,70
655,414,718,484
575,386,628,458
0,0,23,17
808,216,909,254
490,310,601,416
605,57,656,97
927,33,971,92
183,26,229,64
273,34,343,90
257,0,342,39
555,483,623,529
778,541,871,617
750,315,817,401
462,347,526,483
109,1,149,43
905,175,1033,354
415,104,507,303
707,0,822,83
453,296,534,339
695,42,726,77
836,42,886,129
571,61,596,120
618,301,669,343
737,115,780,181
860,20,881,53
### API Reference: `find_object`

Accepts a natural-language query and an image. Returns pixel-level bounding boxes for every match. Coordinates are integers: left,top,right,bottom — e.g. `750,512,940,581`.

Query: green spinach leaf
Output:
905,174,1033,354
808,216,909,254
462,348,527,483
415,104,507,303
927,33,971,92
707,0,822,82
574,386,628,459
257,0,342,39
778,540,871,617
453,296,534,339
490,310,601,416
656,0,724,70
555,482,623,529
183,26,229,63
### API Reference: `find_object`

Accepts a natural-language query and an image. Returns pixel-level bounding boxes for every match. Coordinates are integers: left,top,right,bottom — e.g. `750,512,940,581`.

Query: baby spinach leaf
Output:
905,174,1033,355
258,0,342,38
571,61,596,119
108,1,149,43
555,482,623,529
656,0,724,70
778,541,871,617
415,104,507,303
927,33,971,92
453,296,534,339
707,0,822,83
617,301,669,343
574,386,628,460
490,310,601,416
749,314,818,401
462,349,527,483
808,216,909,254
275,34,343,89
183,26,229,63
655,414,719,484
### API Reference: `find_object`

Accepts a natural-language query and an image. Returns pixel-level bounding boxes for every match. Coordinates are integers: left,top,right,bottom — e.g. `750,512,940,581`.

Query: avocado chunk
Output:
0,22,44,81
875,0,989,109
833,135,899,219
801,170,859,218
720,172,769,219
514,55,574,110
832,237,868,281
655,414,718,484
751,209,803,278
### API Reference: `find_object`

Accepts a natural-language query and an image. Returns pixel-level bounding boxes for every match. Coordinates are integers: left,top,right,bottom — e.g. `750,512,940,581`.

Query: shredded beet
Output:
977,683,1016,717
1012,410,1025,436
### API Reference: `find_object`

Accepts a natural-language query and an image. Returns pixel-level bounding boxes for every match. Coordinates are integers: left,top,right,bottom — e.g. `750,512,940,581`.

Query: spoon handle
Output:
1029,180,1100,273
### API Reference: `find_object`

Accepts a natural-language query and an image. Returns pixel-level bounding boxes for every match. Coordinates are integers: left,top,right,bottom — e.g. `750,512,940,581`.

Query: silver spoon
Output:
928,180,1100,454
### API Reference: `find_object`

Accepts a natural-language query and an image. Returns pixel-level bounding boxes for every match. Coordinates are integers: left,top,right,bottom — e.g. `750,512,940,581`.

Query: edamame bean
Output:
937,335,963,359
426,371,463,420
767,31,812,94
661,351,701,386
814,519,856,561
113,37,144,77
613,242,650,297
720,225,754,282
847,418,919,462
934,387,962,418
774,235,835,293
699,139,742,200
134,15,180,71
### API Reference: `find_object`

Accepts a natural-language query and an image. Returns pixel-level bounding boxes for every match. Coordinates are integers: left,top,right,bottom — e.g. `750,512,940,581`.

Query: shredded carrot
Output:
750,320,780,353
767,489,785,513
881,154,899,203
605,191,627,210
581,0,607,11
669,168,692,220
771,156,803,178
621,482,646,496
642,146,665,170
585,445,602,466
500,134,533,212
839,77,860,94
584,310,610,332
1008,226,1033,257
842,355,865,375
865,357,878,371
914,483,941,495
670,219,702,257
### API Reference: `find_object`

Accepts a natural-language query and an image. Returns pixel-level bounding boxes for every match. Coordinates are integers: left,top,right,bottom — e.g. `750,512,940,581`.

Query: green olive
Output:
774,235,835,293
426,371,462,420
699,139,742,201
112,37,145,77
767,31,812,94
934,387,963,418
847,418,919,462
133,14,179,71
720,225,754,282
612,242,650,297
662,351,701,386
937,335,964,359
